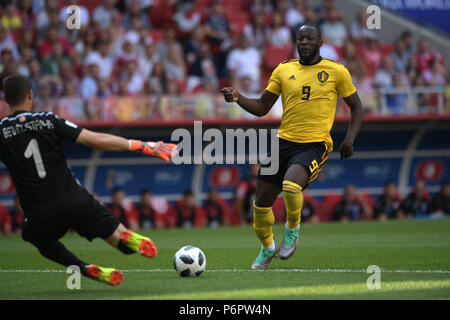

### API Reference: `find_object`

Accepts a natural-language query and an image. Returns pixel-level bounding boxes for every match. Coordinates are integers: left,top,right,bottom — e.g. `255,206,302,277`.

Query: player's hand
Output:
339,139,354,160
129,140,178,162
221,87,239,102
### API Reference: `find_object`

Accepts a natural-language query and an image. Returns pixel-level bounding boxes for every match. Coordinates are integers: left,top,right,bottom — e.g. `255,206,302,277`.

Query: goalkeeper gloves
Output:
128,140,178,162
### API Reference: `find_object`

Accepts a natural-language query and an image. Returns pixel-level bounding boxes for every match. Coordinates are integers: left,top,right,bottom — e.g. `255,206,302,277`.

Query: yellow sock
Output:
282,180,303,229
253,202,275,247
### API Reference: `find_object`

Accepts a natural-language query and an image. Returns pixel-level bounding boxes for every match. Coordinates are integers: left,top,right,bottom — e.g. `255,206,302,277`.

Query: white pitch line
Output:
1,268,450,274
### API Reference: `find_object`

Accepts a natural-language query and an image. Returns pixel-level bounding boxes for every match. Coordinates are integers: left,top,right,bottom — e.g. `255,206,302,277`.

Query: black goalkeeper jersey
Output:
0,110,82,218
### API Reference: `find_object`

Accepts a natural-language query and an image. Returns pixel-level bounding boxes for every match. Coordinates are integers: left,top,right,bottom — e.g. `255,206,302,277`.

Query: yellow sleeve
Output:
337,65,357,98
265,64,281,96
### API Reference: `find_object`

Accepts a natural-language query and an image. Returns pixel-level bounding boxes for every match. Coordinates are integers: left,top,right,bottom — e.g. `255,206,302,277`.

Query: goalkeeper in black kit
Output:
0,74,178,285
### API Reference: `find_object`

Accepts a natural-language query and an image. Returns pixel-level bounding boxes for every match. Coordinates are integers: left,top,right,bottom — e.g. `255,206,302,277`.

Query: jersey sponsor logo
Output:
317,71,329,83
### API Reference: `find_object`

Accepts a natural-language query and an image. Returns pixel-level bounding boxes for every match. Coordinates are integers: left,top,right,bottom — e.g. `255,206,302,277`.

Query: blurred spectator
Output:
41,42,71,76
74,28,98,60
243,13,268,51
320,37,339,62
187,42,218,93
415,38,444,73
174,190,203,228
363,38,382,78
333,184,372,222
93,0,119,29
27,59,41,96
156,27,183,62
137,189,165,229
234,164,259,224
373,55,394,88
108,187,139,230
35,0,60,31
204,1,231,49
122,0,150,29
398,180,431,218
18,29,36,57
266,11,292,49
320,8,347,48
349,11,376,43
392,39,410,74
112,76,139,120
123,59,144,94
148,61,167,95
183,25,204,65
286,0,306,29
37,26,74,59
18,0,34,30
400,30,415,58
10,196,25,233
138,42,160,80
85,40,114,80
386,73,408,114
227,34,261,93
1,1,23,30
80,62,99,100
422,58,446,86
173,0,201,36
165,44,186,82
429,182,450,218
59,0,90,29
0,25,19,61
0,202,12,234
58,81,85,120
373,181,402,220
301,196,319,223
203,188,230,227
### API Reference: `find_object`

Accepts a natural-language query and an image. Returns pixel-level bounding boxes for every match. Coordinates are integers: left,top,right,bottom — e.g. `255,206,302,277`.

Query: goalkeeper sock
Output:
253,202,275,248
36,241,89,276
282,180,303,229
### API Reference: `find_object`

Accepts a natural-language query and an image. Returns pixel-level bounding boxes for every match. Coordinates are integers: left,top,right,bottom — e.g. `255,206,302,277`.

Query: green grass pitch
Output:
0,219,449,300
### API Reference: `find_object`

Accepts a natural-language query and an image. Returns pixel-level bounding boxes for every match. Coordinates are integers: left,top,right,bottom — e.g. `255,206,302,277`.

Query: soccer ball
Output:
173,246,206,277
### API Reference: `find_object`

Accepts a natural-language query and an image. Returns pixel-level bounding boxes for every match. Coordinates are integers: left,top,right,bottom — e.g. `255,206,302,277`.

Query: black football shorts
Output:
258,137,330,189
22,184,119,246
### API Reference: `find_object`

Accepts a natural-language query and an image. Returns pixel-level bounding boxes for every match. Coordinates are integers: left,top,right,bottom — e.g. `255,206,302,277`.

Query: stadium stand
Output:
0,0,449,232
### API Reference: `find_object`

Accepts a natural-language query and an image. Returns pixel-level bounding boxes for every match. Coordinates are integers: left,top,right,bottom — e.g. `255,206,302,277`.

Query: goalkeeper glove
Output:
129,140,178,162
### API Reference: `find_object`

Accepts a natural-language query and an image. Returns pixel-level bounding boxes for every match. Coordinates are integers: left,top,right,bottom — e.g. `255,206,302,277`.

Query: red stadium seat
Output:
319,193,342,222
227,12,250,36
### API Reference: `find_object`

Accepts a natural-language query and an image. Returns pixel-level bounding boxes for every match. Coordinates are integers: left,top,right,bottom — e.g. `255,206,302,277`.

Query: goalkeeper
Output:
0,73,178,286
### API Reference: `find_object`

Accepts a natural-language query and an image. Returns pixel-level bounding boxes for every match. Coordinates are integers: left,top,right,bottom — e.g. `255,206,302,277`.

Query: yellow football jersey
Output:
265,58,356,151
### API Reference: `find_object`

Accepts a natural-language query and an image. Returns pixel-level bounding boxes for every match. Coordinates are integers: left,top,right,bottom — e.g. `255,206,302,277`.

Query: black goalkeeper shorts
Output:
258,137,330,189
22,184,119,246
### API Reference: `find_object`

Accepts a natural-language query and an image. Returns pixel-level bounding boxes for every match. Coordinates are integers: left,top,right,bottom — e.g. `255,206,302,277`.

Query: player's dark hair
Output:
384,181,396,187
184,190,193,197
299,24,322,40
140,189,151,196
3,73,32,107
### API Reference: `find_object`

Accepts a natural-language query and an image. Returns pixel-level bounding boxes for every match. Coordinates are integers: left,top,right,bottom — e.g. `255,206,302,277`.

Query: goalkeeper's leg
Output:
105,223,158,258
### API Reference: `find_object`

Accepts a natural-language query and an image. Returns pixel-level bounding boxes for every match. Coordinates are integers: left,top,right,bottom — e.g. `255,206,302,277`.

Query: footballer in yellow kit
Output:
221,25,363,269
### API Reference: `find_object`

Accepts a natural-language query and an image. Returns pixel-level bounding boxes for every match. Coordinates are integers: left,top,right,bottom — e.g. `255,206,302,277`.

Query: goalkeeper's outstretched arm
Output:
75,129,177,162
221,87,279,117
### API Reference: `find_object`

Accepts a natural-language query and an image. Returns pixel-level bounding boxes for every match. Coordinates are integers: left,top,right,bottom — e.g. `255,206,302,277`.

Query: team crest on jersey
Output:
317,71,329,83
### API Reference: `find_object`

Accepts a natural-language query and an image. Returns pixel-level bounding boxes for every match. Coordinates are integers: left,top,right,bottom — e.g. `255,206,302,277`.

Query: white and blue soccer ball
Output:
173,246,206,277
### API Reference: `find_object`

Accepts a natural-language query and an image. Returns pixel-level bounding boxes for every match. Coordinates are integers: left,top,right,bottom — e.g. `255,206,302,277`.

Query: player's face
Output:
296,29,321,61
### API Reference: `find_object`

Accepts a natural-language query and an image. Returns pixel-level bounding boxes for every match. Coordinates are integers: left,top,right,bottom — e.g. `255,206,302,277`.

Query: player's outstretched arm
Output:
75,129,177,162
341,92,364,160
221,87,278,117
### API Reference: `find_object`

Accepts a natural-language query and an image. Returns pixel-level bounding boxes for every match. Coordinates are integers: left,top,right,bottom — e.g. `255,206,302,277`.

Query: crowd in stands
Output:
1,164,449,234
0,0,448,121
